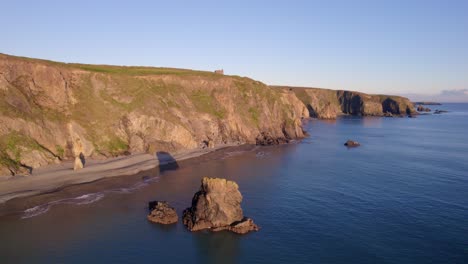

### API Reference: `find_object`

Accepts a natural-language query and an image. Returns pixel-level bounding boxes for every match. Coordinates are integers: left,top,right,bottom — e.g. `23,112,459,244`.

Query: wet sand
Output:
0,144,239,206
0,144,255,217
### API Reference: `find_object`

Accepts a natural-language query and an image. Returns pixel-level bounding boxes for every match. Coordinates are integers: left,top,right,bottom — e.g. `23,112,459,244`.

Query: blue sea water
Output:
0,103,467,263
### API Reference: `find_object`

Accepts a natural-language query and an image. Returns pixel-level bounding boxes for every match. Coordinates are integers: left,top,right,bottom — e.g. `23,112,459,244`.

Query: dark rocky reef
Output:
255,132,289,146
183,177,259,234
434,109,449,114
147,201,178,224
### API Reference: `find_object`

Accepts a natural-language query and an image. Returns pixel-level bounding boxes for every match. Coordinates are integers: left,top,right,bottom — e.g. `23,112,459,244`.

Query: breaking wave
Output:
21,176,159,219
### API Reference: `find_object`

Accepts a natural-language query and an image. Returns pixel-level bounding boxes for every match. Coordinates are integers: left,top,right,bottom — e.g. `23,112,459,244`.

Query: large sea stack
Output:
183,177,258,234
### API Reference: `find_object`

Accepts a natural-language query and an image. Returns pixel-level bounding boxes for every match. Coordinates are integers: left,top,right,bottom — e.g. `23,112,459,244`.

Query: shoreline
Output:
0,144,239,205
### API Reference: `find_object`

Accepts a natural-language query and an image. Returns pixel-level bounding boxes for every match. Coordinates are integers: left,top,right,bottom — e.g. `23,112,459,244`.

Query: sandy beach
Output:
0,145,237,204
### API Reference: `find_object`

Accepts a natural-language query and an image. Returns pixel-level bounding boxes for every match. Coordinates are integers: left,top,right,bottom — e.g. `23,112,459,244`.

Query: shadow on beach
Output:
156,151,179,174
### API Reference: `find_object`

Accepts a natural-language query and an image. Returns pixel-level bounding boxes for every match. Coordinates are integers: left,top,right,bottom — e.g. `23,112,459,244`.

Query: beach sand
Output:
0,145,237,205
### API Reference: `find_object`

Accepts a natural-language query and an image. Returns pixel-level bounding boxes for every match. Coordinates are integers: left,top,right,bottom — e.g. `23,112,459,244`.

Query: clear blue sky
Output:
1,0,467,98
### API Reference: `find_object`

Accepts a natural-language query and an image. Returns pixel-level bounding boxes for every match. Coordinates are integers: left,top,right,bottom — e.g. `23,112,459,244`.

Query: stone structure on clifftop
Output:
183,177,259,234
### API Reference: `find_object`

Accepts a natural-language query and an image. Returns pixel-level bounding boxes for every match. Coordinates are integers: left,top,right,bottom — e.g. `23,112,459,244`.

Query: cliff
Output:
274,86,417,119
0,54,308,176
0,54,416,176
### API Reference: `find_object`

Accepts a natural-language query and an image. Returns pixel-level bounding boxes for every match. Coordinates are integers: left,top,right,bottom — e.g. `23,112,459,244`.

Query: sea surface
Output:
1,103,467,263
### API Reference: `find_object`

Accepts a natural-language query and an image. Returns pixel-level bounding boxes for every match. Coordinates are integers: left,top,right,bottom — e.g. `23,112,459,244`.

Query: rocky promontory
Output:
183,177,259,234
275,86,417,119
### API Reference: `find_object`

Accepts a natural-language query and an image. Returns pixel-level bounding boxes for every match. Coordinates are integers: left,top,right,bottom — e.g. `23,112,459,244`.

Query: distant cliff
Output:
274,86,417,119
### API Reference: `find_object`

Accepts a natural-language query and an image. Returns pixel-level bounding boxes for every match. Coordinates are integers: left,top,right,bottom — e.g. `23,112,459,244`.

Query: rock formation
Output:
0,53,417,175
0,53,306,175
416,105,431,112
275,86,417,119
73,157,83,170
183,177,258,234
344,140,360,147
147,201,178,224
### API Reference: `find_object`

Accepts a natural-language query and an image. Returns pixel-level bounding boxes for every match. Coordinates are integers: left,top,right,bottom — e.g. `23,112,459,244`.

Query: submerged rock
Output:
344,140,360,147
147,201,178,224
183,177,258,234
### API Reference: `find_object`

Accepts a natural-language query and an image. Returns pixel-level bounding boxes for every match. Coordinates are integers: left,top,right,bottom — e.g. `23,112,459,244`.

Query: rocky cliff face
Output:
0,54,308,176
0,54,417,176
276,86,416,119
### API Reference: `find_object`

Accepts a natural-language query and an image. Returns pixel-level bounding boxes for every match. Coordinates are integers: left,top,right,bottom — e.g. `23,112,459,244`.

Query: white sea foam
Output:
21,176,159,219
255,151,270,159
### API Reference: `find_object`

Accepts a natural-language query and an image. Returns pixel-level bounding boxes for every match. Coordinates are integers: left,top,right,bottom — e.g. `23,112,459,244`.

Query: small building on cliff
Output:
214,69,224,75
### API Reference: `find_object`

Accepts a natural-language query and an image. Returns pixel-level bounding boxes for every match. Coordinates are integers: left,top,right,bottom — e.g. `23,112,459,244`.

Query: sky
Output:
1,0,467,101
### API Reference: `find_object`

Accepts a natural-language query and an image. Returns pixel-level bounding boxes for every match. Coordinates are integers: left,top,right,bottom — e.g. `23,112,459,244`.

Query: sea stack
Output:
183,177,259,234
73,156,84,170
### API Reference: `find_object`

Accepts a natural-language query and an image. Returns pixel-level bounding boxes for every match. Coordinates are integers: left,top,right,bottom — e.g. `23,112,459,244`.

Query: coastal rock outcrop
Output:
182,177,258,234
73,156,84,170
274,86,416,119
0,53,417,175
344,140,360,147
416,105,431,112
147,201,178,224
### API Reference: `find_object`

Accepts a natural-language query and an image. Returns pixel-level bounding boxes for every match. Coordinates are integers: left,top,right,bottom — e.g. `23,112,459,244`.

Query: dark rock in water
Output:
344,140,360,147
147,201,178,224
183,177,259,234
434,109,448,114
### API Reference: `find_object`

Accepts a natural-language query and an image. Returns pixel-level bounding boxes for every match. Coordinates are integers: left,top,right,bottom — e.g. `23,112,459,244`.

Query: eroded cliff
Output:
0,54,308,175
276,86,416,119
0,54,417,176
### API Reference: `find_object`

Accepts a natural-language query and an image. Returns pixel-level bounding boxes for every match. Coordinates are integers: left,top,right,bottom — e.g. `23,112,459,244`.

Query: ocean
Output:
1,103,467,263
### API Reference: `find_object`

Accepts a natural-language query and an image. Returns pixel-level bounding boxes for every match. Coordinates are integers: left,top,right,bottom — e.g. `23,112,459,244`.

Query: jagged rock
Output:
147,201,178,224
256,132,288,146
226,217,259,234
344,140,360,147
201,139,215,149
417,105,431,112
183,177,258,234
